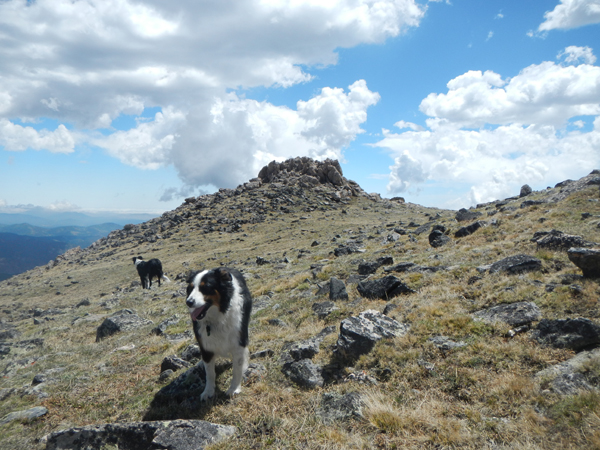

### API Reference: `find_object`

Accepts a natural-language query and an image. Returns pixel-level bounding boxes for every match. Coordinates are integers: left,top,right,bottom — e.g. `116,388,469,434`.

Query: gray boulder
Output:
429,230,451,248
281,359,324,389
1,406,47,425
428,336,467,351
329,277,349,300
455,208,482,222
455,220,486,238
334,244,364,257
96,310,153,341
358,257,394,275
336,310,410,359
357,276,415,300
568,248,600,278
317,392,364,424
532,230,594,251
519,184,533,197
473,302,541,327
44,420,236,450
533,318,600,351
489,254,542,274
161,355,191,373
536,347,600,395
312,301,339,320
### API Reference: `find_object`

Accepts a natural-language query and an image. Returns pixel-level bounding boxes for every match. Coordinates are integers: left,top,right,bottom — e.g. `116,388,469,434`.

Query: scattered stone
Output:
358,257,394,275
329,277,349,301
0,406,47,425
455,220,486,238
334,244,364,257
312,301,339,320
429,230,451,248
281,359,324,389
428,336,467,351
95,309,153,341
44,420,236,450
357,275,415,300
180,344,202,362
152,314,181,335
488,254,542,275
568,248,600,278
243,363,267,384
159,369,174,381
161,355,191,373
473,302,542,327
532,230,594,251
336,310,410,359
455,208,482,222
536,348,600,395
533,318,600,351
521,200,545,208
268,319,288,328
520,184,533,197
317,392,364,424
384,262,418,273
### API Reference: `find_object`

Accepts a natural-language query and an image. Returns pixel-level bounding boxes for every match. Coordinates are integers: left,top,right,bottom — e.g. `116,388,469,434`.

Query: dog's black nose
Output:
186,298,194,307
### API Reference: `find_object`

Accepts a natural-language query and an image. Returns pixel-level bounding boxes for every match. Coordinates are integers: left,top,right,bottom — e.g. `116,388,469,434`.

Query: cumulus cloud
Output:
419,54,600,128
374,48,600,206
169,81,380,189
539,0,600,31
559,45,597,64
0,0,423,197
0,120,75,153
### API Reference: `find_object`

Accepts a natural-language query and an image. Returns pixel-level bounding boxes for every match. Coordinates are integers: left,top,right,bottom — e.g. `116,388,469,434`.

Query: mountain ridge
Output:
1,159,600,449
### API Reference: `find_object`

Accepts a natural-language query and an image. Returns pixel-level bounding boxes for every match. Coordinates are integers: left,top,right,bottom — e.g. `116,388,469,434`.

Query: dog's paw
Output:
200,387,215,401
225,386,242,397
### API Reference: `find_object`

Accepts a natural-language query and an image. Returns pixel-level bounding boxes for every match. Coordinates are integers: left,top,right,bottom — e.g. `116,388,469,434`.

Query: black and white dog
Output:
185,267,252,400
133,256,170,289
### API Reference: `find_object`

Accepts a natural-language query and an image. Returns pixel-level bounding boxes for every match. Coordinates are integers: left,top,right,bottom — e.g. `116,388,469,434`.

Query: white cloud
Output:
558,45,597,65
394,120,424,131
0,120,75,153
169,81,380,189
539,0,600,31
374,48,600,206
90,107,186,170
419,56,600,128
0,0,423,194
48,201,81,211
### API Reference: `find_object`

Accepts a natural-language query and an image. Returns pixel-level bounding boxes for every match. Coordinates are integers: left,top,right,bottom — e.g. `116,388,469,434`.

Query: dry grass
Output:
1,181,600,449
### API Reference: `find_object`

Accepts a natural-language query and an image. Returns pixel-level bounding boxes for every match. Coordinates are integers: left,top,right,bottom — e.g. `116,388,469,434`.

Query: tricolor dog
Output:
186,267,252,400
133,256,170,289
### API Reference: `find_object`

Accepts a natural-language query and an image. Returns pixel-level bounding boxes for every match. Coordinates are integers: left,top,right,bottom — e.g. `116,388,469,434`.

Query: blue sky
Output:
1,0,599,216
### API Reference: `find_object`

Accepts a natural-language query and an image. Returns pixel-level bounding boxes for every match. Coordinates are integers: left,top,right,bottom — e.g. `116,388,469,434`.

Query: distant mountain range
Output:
0,209,158,281
0,207,156,228
0,223,126,281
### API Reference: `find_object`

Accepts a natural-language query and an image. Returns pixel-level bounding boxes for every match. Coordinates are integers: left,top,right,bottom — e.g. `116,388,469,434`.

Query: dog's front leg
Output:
226,347,249,397
201,358,216,401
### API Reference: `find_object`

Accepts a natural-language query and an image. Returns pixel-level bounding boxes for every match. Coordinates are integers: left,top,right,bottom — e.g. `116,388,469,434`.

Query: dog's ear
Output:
186,270,200,284
132,257,137,263
217,268,232,283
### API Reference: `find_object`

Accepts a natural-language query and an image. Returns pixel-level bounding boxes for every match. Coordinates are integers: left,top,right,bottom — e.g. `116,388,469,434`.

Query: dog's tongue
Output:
191,303,211,321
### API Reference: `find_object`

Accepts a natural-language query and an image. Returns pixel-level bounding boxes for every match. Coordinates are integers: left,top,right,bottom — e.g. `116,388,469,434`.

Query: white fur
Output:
187,270,249,401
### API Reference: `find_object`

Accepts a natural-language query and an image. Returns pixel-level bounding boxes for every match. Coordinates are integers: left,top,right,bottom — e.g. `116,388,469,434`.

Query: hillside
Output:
0,223,124,282
1,158,600,449
0,233,69,282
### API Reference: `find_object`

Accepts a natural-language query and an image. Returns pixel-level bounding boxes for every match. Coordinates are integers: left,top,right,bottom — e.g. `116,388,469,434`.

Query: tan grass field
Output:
1,177,600,449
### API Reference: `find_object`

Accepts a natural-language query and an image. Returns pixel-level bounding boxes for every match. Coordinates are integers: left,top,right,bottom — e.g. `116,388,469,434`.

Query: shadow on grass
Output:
142,361,232,421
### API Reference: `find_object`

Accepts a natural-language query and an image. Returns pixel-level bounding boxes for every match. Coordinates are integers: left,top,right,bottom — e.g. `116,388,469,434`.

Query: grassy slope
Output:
0,180,600,449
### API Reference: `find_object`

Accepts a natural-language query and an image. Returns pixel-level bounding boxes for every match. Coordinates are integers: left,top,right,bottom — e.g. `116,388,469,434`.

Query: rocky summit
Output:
1,160,600,450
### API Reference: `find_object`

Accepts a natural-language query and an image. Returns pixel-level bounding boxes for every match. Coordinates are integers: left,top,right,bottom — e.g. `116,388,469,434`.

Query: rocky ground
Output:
1,158,600,449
